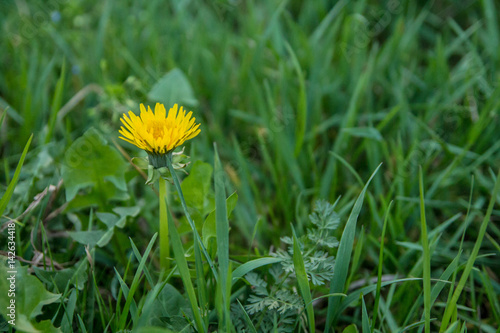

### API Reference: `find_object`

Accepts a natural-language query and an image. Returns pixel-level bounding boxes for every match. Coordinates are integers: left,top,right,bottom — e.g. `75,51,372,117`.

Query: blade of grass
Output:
442,321,459,333
130,238,154,287
166,153,218,280
419,167,432,333
193,240,209,329
0,134,33,217
361,296,371,333
417,249,462,333
346,225,365,289
167,206,206,333
292,225,315,332
214,143,231,330
329,151,364,187
232,257,283,285
159,177,170,271
114,268,138,327
77,315,88,333
0,108,6,127
45,59,66,144
480,267,500,324
60,289,77,332
91,261,108,331
440,168,500,331
284,42,307,157
324,163,382,331
372,201,393,331
118,233,158,330
237,299,257,333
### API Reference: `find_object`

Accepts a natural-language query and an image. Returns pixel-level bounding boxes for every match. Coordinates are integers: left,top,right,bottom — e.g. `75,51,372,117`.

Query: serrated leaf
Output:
148,68,198,107
309,199,340,230
62,128,128,201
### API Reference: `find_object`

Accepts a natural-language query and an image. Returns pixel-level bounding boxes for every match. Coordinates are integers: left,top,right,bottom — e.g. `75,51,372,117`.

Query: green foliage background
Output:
0,0,499,332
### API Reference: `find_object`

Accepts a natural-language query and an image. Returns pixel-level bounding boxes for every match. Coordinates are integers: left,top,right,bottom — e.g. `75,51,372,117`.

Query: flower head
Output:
119,103,201,157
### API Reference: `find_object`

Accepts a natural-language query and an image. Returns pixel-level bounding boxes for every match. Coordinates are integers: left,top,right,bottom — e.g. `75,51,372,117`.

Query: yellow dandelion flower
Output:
119,103,201,165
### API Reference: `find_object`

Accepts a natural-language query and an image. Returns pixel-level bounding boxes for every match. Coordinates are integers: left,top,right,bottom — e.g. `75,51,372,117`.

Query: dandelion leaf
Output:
62,128,128,202
0,258,61,332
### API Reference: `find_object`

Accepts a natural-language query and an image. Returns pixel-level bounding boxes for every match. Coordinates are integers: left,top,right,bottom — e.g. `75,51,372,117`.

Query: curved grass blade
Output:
361,296,371,333
214,143,230,328
166,154,218,281
0,134,33,217
232,257,282,285
372,200,393,331
236,300,257,333
324,163,382,331
167,206,206,333
292,225,315,332
284,42,307,157
440,168,500,331
118,233,157,330
419,167,432,333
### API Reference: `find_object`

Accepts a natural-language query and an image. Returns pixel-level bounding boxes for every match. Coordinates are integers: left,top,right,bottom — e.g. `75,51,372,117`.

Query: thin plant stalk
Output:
159,177,169,271
166,153,219,280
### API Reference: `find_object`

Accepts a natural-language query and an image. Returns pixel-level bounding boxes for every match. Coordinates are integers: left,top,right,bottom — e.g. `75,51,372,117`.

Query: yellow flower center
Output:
148,121,165,140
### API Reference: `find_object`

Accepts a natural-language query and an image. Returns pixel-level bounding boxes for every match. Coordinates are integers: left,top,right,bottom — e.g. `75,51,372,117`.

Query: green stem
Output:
166,154,218,281
159,177,169,271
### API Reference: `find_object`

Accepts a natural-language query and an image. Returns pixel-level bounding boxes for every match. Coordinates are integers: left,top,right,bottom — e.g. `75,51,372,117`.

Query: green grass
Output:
1,1,499,332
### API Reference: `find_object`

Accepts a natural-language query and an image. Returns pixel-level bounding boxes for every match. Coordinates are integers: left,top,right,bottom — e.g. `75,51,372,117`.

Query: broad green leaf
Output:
65,181,129,211
62,128,128,201
147,284,191,329
147,283,189,325
33,261,88,292
62,128,128,202
180,161,213,213
68,230,105,248
0,258,61,332
148,68,198,107
97,205,140,229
